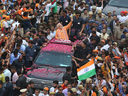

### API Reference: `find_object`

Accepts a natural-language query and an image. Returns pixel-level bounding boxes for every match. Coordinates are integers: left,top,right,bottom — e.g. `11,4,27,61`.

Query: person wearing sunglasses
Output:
55,86,64,96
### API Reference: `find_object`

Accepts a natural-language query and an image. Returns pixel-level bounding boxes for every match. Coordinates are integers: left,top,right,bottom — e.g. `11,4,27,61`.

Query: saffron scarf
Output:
58,28,68,40
22,16,29,19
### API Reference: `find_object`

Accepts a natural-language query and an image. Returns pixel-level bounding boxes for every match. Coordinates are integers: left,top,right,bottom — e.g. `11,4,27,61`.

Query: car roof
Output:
41,43,72,54
41,38,86,54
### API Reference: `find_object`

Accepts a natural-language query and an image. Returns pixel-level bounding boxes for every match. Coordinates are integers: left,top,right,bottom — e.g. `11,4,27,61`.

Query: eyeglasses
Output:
59,89,63,91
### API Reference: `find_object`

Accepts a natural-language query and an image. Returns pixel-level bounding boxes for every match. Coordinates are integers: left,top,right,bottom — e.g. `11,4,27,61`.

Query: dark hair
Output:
0,80,3,85
53,80,58,84
93,1,97,5
14,4,17,8
119,45,124,50
29,40,33,44
29,81,34,84
16,43,21,47
3,64,7,67
97,74,103,78
13,49,19,55
91,53,96,57
67,82,72,86
58,86,62,89
64,79,68,82
5,28,9,31
91,26,96,30
90,37,96,41
72,80,78,84
113,14,117,17
76,11,81,15
35,33,39,37
66,66,71,72
20,23,24,28
63,10,67,13
35,89,40,92
107,39,112,43
97,44,102,47
5,76,9,82
85,20,88,24
17,69,21,75
20,2,24,7
91,31,96,34
83,40,87,45
23,12,28,17
11,66,16,70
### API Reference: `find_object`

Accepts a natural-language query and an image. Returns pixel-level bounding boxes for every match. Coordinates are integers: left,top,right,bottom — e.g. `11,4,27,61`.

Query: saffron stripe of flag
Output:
77,59,96,81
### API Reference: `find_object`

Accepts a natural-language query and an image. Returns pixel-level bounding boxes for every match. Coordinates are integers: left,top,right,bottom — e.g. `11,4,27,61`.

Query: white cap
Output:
20,89,27,93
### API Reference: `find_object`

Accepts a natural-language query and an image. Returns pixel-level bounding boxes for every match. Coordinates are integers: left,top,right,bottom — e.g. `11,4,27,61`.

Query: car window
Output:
35,51,72,67
109,0,128,7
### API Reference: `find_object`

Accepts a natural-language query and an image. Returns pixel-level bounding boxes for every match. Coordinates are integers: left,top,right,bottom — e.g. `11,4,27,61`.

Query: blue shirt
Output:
119,83,126,96
121,34,126,39
10,53,21,64
20,45,26,52
25,45,40,60
50,31,56,36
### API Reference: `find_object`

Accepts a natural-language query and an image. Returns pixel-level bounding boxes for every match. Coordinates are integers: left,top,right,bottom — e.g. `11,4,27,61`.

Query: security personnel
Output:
99,19,108,32
91,6,97,20
105,11,113,27
81,9,88,19
22,40,44,67
86,11,95,22
96,10,106,24
114,23,126,43
59,10,71,26
95,21,100,32
70,11,85,39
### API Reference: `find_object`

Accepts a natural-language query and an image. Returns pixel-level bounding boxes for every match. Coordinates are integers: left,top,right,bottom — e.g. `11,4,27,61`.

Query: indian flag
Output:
77,59,96,81
52,0,57,13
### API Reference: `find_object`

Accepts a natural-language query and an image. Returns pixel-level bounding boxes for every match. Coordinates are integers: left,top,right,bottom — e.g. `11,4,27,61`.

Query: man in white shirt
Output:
47,28,55,40
49,80,58,93
101,39,112,51
90,0,103,12
3,64,11,81
95,74,106,86
11,66,19,88
117,11,127,23
43,87,49,96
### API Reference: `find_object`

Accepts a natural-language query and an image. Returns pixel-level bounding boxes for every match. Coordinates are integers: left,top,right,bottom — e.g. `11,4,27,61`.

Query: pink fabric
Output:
12,72,19,87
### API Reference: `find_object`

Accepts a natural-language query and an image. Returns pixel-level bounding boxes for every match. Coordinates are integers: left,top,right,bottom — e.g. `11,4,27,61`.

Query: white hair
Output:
56,23,63,29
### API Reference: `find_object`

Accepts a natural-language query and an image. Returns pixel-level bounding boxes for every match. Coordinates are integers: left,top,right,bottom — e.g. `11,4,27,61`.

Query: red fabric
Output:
0,38,3,46
51,0,56,5
61,84,67,89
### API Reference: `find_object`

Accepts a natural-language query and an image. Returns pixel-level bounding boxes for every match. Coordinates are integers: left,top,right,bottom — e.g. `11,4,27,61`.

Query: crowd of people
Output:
0,0,128,95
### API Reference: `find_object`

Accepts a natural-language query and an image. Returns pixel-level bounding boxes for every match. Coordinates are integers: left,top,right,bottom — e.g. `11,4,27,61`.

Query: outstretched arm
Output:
64,17,73,30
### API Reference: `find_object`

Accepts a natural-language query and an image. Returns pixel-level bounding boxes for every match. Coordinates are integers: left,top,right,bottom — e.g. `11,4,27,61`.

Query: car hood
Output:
103,5,128,15
27,66,66,81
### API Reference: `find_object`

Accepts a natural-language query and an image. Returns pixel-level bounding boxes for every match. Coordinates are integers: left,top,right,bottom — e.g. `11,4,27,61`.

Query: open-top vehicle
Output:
25,38,86,89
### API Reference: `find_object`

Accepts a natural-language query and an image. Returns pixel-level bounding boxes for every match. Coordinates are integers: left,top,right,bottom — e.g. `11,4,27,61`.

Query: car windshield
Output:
109,0,128,7
35,51,72,67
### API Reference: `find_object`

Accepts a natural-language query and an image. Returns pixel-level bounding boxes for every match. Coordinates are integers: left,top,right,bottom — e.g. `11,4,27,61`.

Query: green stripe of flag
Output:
78,69,96,81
